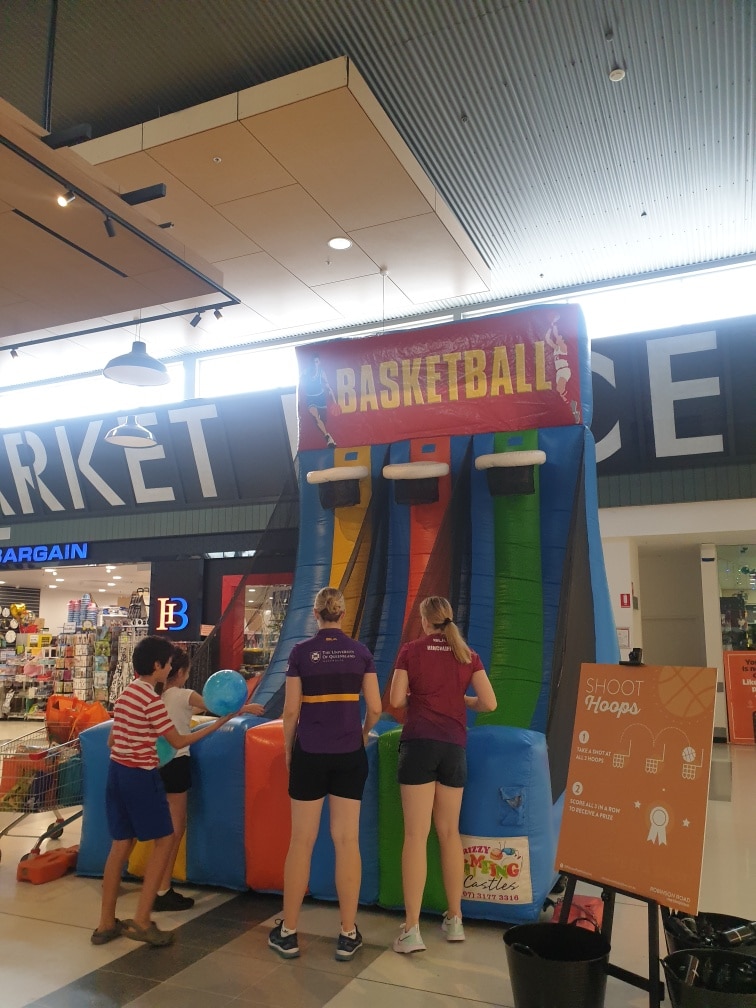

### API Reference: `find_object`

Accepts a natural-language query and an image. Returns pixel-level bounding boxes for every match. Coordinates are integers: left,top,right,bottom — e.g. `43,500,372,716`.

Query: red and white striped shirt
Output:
110,678,173,770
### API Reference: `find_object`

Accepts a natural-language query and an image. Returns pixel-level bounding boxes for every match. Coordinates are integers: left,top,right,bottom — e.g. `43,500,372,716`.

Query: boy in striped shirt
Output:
92,636,236,947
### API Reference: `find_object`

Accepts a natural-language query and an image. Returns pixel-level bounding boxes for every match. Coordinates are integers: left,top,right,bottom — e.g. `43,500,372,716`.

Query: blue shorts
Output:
397,739,467,788
106,761,173,841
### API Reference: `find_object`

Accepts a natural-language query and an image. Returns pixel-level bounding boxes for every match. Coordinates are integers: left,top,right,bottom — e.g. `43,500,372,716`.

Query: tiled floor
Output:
1,718,754,1008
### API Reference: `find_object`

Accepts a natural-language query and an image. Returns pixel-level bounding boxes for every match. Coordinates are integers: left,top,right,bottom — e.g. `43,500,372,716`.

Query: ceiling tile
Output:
217,183,378,286
242,87,433,231
350,214,490,304
149,121,295,205
217,252,341,328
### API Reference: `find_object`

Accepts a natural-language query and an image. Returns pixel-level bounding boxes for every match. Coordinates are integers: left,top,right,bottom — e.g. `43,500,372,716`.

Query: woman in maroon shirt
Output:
390,596,496,953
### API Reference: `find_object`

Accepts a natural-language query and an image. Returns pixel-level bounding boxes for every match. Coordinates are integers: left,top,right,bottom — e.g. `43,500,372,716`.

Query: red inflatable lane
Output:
244,721,291,892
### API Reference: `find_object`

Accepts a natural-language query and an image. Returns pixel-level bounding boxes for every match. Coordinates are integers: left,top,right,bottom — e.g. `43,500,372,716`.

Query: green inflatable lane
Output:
478,429,543,729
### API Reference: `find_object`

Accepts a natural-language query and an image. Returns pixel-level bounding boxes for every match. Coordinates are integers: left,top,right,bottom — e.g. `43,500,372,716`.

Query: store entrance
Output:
217,574,292,689
0,563,150,721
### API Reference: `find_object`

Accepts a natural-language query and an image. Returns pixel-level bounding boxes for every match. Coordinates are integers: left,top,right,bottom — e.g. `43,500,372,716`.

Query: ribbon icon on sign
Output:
647,806,669,845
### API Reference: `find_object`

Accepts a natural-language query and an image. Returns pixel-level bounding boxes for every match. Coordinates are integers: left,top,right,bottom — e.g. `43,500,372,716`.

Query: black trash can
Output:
503,922,610,1008
663,949,756,1006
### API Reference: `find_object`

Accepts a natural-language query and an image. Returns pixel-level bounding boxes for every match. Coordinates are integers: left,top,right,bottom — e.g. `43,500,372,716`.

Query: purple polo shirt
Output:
286,628,376,753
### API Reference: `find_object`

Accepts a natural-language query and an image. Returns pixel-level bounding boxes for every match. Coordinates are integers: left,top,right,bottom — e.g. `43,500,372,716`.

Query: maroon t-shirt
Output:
396,633,483,747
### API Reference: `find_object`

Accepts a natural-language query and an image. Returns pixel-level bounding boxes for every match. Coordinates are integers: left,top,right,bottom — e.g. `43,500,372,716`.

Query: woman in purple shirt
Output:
269,587,382,963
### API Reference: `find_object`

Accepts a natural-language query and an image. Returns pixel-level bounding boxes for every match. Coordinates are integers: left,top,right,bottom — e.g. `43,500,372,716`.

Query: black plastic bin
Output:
503,922,610,1008
663,949,756,1006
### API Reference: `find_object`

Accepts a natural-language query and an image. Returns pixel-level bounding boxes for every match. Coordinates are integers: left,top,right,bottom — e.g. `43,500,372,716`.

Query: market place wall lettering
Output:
0,390,296,523
591,315,756,474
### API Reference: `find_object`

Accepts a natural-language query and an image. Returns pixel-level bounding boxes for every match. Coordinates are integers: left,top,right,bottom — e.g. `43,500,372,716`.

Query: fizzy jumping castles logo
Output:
461,835,532,904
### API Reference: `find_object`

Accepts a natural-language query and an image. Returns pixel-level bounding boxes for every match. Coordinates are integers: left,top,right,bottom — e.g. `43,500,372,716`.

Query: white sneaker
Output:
393,923,426,953
441,913,465,941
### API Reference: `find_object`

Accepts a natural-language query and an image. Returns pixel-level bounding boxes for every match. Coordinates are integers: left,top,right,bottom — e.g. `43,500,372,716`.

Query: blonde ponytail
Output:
420,596,471,664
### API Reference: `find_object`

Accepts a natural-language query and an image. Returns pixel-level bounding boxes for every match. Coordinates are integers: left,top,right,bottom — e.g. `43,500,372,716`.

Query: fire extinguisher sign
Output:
620,593,631,608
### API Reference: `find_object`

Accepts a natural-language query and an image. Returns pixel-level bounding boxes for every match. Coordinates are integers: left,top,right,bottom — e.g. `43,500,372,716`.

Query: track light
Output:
104,416,157,448
57,190,75,207
103,216,116,238
103,340,169,386
213,309,223,320
189,313,202,327
10,348,18,359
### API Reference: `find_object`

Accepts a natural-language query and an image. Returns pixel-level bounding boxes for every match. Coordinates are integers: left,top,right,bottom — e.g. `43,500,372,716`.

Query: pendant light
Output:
103,340,169,386
104,416,157,448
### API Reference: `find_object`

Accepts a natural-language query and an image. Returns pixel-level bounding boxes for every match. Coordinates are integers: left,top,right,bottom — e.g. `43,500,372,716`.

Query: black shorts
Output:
397,738,467,788
159,754,192,794
289,739,368,801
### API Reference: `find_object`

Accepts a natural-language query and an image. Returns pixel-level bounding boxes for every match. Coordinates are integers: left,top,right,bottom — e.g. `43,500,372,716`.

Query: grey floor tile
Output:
164,948,280,998
25,971,158,1008
231,964,352,1008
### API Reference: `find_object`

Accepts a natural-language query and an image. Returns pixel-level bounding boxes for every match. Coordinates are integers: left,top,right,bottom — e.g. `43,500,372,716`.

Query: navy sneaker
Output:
269,919,300,958
335,926,363,961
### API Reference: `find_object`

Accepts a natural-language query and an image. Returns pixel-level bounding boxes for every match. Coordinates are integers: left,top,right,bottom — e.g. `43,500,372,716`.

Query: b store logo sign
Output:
155,596,189,632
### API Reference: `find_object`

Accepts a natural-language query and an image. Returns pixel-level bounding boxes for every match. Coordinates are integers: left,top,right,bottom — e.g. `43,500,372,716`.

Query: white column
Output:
700,543,728,740
601,538,641,661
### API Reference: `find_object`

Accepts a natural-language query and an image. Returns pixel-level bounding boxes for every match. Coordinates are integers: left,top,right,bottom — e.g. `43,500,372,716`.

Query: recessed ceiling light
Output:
328,237,352,250
608,66,626,82
55,578,64,582
48,584,57,589
113,575,122,580
107,582,116,586
98,589,106,593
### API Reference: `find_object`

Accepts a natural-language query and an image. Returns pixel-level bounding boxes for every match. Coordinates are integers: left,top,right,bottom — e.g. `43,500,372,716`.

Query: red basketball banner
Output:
556,663,716,913
296,305,584,451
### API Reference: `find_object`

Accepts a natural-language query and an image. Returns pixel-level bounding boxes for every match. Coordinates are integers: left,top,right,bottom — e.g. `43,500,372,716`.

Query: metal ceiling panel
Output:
0,0,753,382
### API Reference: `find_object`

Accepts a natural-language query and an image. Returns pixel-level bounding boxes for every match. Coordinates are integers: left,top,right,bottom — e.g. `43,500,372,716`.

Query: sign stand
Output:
561,873,665,1008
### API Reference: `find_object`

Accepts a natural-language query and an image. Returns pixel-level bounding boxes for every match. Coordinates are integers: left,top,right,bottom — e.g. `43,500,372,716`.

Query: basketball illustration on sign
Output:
657,665,714,718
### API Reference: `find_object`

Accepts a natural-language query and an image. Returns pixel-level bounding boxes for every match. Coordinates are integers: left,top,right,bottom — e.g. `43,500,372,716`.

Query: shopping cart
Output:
0,726,83,864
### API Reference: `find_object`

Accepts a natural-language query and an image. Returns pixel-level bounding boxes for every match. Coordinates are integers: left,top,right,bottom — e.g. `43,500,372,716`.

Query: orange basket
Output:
45,695,110,743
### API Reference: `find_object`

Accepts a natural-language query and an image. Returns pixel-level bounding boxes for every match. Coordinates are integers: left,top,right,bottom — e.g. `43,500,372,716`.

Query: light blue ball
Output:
202,669,247,716
156,736,176,767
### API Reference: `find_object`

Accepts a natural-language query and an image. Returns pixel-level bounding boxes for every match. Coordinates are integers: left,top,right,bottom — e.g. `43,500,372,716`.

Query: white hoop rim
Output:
382,461,450,480
474,450,546,470
306,465,369,485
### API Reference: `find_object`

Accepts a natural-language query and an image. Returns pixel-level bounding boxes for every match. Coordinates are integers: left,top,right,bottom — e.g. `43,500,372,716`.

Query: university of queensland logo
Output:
155,596,189,632
311,652,321,662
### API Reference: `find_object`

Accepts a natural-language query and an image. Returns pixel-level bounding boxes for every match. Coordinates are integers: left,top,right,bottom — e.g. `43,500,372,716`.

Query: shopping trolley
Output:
0,726,83,864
